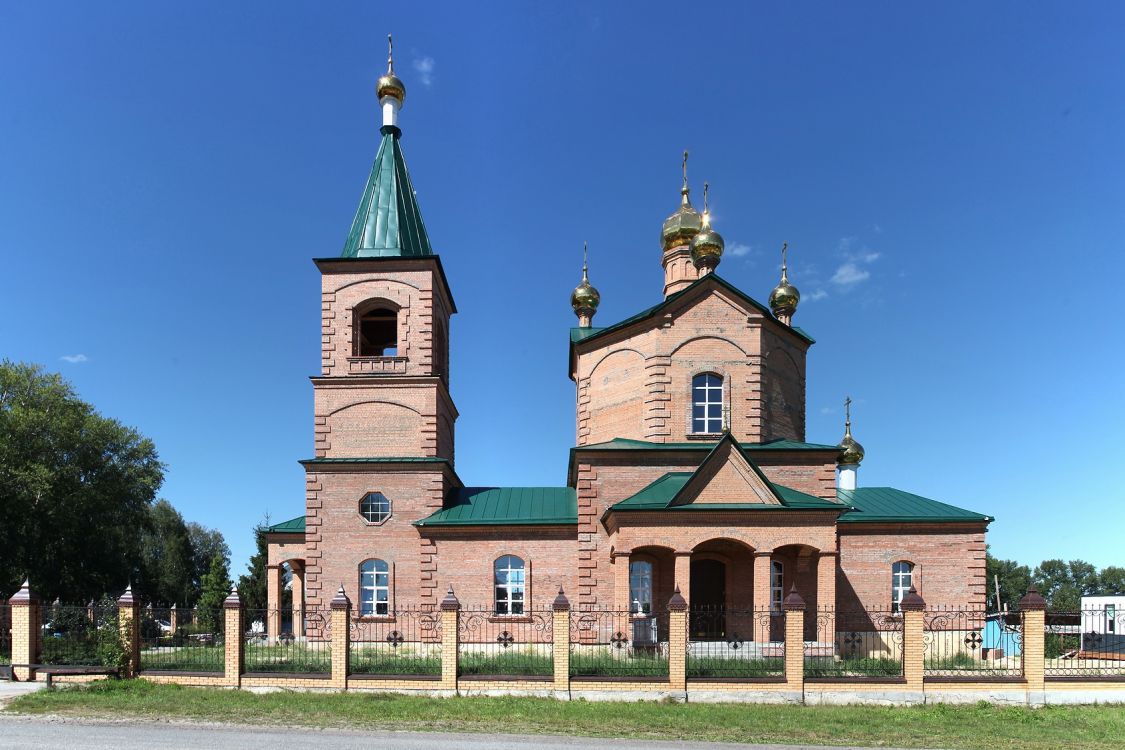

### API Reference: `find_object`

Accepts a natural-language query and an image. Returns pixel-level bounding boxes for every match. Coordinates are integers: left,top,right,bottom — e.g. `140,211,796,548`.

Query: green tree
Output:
137,500,195,606
1099,566,1125,595
186,521,229,605
196,554,232,632
0,361,164,601
237,520,270,612
1033,559,1100,611
985,552,1031,611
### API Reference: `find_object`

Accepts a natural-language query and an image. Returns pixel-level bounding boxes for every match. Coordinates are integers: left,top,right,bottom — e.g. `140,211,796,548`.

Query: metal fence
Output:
570,609,669,678
924,608,1022,677
139,607,224,673
40,603,119,667
1045,608,1125,678
243,608,331,674
805,607,903,678
457,607,553,677
687,607,783,679
350,607,442,677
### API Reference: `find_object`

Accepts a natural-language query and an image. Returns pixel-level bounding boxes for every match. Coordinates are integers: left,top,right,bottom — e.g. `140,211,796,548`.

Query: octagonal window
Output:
360,492,391,524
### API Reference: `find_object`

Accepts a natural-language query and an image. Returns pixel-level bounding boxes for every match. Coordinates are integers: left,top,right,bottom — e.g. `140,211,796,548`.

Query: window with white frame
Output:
359,492,391,523
770,560,784,611
359,558,390,616
494,555,525,615
630,560,654,614
692,373,724,434
891,561,914,612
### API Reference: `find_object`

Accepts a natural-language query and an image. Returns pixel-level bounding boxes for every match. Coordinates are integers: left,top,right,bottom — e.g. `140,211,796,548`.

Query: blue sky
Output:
2,2,1123,576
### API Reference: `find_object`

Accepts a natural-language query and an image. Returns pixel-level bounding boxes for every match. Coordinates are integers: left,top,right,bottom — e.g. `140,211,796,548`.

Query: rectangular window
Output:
770,560,784,611
1109,605,1117,634
692,373,724,434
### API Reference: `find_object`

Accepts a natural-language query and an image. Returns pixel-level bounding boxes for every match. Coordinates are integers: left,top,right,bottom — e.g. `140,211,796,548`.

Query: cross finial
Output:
703,181,710,213
781,241,789,271
387,34,395,75
844,396,852,430
582,241,589,281
680,150,691,204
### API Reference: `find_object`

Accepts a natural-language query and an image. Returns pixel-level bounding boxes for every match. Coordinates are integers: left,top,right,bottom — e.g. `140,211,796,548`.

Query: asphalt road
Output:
0,715,920,750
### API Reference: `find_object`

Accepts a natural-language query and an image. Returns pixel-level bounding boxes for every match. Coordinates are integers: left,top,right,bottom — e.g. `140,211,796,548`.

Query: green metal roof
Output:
837,487,992,524
569,274,815,349
415,487,578,527
341,125,432,258
265,516,306,534
609,474,843,513
577,437,839,452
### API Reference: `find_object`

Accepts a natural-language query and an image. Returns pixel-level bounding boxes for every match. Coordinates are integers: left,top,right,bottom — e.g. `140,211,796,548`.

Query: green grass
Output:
805,656,902,678
459,651,553,677
243,644,331,674
570,651,668,678
350,652,441,676
687,656,783,678
139,646,224,673
7,680,1125,749
40,637,99,666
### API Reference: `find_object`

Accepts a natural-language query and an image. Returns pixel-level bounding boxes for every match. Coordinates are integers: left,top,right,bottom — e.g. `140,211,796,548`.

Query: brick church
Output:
265,46,992,637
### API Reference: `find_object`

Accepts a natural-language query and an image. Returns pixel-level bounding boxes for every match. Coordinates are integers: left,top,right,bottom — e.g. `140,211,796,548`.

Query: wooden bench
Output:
28,665,120,686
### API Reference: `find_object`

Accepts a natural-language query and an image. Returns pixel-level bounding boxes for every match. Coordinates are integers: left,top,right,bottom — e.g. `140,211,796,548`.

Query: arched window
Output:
891,561,914,612
356,307,398,356
629,560,654,614
359,492,391,524
494,555,525,615
770,560,784,611
359,559,390,616
692,373,724,434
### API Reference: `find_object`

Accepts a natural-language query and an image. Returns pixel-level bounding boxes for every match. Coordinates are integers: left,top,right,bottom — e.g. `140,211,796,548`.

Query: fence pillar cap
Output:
117,583,137,607
439,584,460,611
329,584,351,611
8,579,37,605
552,586,570,611
668,585,688,612
899,585,926,612
782,585,805,611
1018,585,1047,611
223,585,242,609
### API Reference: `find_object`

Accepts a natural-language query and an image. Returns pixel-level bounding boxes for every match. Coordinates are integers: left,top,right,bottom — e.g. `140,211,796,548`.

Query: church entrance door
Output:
689,559,726,639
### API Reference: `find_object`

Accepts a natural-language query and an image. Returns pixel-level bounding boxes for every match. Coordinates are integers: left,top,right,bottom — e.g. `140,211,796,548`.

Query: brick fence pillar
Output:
439,586,460,692
668,587,688,692
783,587,805,695
8,580,39,682
223,586,243,688
116,585,141,677
1019,586,1047,698
551,588,571,695
329,585,350,690
899,586,926,692
169,604,179,634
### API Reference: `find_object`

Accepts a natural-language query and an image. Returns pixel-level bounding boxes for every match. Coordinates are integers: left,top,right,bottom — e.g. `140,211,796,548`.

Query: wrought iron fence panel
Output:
1045,608,1125,677
687,607,784,678
350,607,442,676
569,609,669,678
457,607,553,677
40,603,119,667
804,607,903,678
243,608,331,674
138,607,224,673
0,604,10,667
923,607,1022,677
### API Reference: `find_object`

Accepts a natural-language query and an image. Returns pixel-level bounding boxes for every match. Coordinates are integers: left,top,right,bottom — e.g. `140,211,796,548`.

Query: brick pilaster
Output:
643,355,672,440
752,550,772,643
8,581,39,682
668,587,688,691
223,586,243,687
899,586,925,690
1019,586,1047,695
552,588,571,694
783,587,805,693
329,585,351,690
116,585,140,677
439,586,460,692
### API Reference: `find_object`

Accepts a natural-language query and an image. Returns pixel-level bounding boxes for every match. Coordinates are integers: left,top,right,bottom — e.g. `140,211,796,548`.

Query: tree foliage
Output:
0,361,164,601
237,520,270,612
137,501,228,607
196,554,232,632
987,552,1124,611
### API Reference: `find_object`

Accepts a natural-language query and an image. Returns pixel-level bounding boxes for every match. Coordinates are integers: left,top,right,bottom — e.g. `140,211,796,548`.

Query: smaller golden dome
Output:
377,34,406,104
769,242,800,318
661,150,702,252
571,244,601,319
837,397,865,466
690,182,723,271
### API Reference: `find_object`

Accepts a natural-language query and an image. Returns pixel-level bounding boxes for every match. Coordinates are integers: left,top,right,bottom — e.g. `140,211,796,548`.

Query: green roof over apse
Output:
415,487,578,527
341,125,433,258
569,273,816,347
265,516,305,534
837,487,992,524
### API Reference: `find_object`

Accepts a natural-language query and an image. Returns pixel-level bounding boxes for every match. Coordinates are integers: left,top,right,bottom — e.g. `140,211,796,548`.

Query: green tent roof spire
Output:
341,62,433,258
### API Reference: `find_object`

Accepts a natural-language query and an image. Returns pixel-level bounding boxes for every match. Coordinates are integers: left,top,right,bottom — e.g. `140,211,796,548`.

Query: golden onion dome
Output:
690,183,724,270
769,242,800,318
837,398,865,466
571,244,601,318
377,34,406,104
661,150,702,252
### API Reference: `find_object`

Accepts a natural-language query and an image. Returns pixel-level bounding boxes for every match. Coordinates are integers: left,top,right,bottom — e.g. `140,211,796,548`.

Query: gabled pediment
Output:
669,433,785,507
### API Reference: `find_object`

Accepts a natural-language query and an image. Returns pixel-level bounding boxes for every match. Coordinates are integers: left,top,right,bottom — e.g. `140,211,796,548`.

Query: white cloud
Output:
831,263,870,286
820,406,836,415
805,288,829,301
729,242,752,258
60,354,88,364
412,57,435,87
